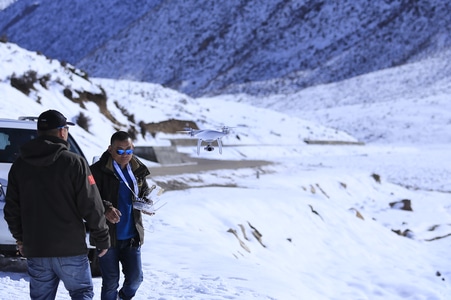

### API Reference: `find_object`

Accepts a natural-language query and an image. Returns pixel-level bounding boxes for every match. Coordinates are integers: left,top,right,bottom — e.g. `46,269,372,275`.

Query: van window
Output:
67,135,85,158
0,128,85,163
0,128,37,163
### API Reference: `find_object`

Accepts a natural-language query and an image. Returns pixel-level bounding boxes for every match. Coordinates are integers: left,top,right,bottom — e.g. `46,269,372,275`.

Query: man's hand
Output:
143,197,154,206
142,210,155,216
105,206,122,224
98,248,108,258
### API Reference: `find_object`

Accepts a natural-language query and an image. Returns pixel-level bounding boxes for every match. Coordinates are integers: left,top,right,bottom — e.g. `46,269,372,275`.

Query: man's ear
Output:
57,128,65,139
107,145,112,154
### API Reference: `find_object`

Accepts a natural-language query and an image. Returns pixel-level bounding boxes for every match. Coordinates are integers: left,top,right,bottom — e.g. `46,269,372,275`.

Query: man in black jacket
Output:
90,131,151,300
4,109,110,300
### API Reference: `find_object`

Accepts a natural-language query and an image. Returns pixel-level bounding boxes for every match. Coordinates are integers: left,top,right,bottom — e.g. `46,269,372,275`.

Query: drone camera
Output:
204,145,215,152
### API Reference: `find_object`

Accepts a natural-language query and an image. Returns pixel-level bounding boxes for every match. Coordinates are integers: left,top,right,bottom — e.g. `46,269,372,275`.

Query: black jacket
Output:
4,135,110,257
90,151,151,247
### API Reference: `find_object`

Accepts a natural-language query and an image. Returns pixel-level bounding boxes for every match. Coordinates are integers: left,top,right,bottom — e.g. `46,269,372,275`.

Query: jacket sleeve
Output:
4,162,23,242
135,157,151,200
139,174,151,199
74,157,110,249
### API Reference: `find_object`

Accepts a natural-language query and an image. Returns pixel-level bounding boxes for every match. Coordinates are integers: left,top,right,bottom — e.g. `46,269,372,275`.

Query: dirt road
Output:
148,158,272,176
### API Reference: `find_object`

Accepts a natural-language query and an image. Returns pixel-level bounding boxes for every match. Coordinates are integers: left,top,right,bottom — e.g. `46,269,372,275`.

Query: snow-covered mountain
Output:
208,46,451,145
0,40,358,161
1,40,451,299
1,1,451,298
1,0,450,97
0,0,14,10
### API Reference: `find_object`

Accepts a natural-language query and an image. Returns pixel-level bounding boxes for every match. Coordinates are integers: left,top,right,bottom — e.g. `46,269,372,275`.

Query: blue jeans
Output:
27,255,94,300
98,239,143,300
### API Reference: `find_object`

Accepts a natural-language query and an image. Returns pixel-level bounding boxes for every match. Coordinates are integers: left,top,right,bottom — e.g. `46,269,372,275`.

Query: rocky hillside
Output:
1,0,450,97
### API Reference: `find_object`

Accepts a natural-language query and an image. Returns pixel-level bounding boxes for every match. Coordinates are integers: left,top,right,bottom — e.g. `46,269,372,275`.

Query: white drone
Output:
179,126,231,155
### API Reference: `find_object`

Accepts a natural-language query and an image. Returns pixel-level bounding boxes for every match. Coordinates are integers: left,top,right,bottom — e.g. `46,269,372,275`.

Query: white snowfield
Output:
0,41,450,299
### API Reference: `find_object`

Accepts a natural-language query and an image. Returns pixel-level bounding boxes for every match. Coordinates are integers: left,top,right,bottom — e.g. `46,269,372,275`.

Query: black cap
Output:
37,110,75,130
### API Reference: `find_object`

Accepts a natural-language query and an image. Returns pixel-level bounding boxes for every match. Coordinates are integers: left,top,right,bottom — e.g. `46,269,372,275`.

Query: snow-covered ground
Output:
1,42,451,299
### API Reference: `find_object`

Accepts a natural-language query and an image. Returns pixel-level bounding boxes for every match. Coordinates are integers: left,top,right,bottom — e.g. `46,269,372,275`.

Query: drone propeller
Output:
177,127,197,136
220,126,236,133
176,127,192,132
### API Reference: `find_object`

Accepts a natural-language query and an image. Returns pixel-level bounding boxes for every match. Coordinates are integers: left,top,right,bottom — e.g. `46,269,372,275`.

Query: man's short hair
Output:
110,131,131,145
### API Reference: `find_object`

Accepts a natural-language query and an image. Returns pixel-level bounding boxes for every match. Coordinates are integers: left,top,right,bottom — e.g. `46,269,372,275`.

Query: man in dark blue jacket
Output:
4,109,110,299
90,131,152,300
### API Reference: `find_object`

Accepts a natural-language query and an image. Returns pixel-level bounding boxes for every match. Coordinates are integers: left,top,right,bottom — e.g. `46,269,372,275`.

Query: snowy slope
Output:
0,0,15,10
1,42,451,299
0,41,357,160
212,48,451,145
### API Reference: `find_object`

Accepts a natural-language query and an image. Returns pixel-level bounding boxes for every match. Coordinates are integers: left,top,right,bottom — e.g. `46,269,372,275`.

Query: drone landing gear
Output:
196,139,222,155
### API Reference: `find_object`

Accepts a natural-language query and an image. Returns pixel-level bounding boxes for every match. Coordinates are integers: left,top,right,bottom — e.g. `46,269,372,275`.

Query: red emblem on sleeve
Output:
88,174,96,185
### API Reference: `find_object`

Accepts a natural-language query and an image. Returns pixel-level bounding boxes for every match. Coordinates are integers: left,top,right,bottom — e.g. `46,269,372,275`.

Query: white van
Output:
0,117,100,275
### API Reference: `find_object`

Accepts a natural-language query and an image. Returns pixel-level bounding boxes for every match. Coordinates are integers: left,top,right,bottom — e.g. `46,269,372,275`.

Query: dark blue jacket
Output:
90,151,151,247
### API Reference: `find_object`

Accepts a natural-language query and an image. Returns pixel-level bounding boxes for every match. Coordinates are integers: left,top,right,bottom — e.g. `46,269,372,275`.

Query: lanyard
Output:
113,160,139,199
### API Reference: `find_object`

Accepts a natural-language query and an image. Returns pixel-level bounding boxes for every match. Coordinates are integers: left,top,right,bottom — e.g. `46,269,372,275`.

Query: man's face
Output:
58,126,69,141
109,138,134,167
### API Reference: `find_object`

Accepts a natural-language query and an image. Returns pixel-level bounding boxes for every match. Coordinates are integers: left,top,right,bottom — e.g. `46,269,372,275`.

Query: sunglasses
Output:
116,149,134,155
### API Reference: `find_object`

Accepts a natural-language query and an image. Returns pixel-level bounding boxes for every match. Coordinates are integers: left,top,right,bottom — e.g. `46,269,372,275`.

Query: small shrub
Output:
76,112,91,132
63,88,73,100
39,74,51,89
139,121,148,138
10,70,38,95
114,101,135,123
371,173,381,183
127,127,137,141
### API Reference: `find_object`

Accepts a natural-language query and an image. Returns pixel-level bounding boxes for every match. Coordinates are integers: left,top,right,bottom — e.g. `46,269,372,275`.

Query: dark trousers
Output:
98,238,143,300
